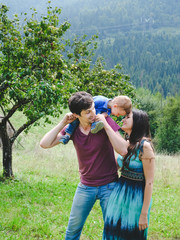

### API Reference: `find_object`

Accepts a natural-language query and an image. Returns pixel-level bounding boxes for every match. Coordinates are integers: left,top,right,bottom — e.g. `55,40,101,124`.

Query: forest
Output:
2,0,180,97
65,0,180,97
0,0,180,160
95,32,180,96
0,4,179,239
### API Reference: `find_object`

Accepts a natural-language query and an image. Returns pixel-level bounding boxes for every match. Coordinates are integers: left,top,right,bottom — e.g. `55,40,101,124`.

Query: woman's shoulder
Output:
140,138,155,160
139,138,152,149
143,139,152,149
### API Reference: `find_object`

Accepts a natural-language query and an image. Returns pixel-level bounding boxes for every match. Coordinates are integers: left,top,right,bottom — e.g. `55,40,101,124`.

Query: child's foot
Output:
91,121,104,134
59,135,70,145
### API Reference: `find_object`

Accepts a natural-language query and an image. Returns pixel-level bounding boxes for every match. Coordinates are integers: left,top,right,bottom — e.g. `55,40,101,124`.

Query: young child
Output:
59,95,132,144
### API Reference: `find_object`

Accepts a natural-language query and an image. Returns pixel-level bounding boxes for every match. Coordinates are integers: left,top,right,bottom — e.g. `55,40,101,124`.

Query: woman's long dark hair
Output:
122,109,151,170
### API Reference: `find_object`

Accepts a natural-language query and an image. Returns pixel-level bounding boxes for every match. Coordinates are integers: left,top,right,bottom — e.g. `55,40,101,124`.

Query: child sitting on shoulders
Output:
59,95,132,144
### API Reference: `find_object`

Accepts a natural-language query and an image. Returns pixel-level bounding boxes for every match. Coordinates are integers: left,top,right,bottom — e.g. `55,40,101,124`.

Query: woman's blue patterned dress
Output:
103,140,152,240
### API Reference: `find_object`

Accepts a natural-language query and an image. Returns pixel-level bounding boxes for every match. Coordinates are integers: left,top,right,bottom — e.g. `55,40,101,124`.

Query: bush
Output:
155,94,180,153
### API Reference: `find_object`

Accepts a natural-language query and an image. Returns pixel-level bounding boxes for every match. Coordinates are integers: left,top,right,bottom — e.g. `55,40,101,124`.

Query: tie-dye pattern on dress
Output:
103,140,152,240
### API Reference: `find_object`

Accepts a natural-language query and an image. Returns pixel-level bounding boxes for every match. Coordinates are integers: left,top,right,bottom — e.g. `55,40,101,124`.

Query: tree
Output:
66,35,135,99
135,88,163,138
0,3,135,177
0,3,73,177
155,94,180,153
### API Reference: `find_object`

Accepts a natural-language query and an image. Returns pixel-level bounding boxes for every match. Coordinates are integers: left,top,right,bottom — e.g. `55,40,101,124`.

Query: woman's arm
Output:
139,141,155,231
96,114,128,156
40,113,76,149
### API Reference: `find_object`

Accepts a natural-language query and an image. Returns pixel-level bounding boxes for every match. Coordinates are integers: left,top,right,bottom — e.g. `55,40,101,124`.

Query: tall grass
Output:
0,118,180,239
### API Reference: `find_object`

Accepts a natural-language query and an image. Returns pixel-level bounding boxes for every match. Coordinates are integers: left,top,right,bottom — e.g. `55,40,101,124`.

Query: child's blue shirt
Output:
63,95,112,136
93,96,111,115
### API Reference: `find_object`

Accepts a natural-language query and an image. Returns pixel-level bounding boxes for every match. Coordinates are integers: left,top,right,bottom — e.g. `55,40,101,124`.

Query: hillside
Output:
3,0,180,33
1,0,180,96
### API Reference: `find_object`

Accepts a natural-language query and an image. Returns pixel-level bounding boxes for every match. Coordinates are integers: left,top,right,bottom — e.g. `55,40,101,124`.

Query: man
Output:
40,91,128,240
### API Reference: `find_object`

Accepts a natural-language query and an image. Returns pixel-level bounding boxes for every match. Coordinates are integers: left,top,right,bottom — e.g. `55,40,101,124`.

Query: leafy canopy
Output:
0,2,135,138
155,94,180,154
0,3,72,126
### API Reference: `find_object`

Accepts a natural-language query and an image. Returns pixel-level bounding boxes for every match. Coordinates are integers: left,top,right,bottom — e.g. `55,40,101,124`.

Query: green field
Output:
0,119,180,239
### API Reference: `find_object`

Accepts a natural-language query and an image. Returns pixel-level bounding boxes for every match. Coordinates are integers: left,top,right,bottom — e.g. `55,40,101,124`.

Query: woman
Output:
97,109,155,240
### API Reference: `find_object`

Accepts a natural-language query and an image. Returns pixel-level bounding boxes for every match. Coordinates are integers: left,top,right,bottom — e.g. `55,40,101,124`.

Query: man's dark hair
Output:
68,91,93,115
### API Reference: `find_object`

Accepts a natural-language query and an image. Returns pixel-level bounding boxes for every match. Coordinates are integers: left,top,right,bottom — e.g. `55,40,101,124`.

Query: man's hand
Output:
63,113,77,125
40,112,77,149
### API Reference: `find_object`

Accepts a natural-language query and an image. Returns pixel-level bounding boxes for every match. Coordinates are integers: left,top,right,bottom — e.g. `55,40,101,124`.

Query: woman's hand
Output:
139,213,148,231
96,114,110,129
96,113,128,156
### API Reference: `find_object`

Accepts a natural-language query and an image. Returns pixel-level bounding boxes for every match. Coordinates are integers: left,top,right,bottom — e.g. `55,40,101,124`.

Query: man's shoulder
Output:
93,95,110,103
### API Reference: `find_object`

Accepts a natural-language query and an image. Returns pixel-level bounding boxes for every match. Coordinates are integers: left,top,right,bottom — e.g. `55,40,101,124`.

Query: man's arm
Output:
40,113,76,149
96,114,128,156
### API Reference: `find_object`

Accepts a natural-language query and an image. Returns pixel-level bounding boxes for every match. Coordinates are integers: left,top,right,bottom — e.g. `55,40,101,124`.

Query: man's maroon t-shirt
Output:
62,116,120,186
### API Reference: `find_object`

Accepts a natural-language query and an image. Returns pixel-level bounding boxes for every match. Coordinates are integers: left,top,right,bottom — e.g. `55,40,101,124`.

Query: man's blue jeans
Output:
65,181,117,240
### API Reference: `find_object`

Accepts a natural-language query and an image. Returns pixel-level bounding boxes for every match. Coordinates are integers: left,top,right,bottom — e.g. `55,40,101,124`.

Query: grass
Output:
0,118,180,239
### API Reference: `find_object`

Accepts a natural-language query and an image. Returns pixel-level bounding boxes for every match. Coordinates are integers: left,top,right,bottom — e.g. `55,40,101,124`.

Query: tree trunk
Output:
0,121,14,178
3,140,13,178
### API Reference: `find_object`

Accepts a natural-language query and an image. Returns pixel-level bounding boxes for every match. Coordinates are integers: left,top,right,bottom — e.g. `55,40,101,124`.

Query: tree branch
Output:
0,105,16,133
10,117,40,144
0,82,9,92
1,99,30,123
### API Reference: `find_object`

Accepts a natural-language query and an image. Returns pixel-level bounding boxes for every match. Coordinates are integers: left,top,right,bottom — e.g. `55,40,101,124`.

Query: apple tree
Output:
0,2,135,178
0,3,75,177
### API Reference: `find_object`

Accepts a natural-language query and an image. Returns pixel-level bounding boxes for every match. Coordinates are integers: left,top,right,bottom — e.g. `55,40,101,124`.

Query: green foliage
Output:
155,94,180,153
0,3,135,134
136,89,180,153
136,88,163,138
96,32,180,97
0,3,72,126
64,0,180,97
0,2,135,176
66,34,135,100
2,0,180,97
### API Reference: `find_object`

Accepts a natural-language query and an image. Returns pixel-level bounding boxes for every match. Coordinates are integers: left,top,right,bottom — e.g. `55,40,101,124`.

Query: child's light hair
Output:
112,96,132,114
